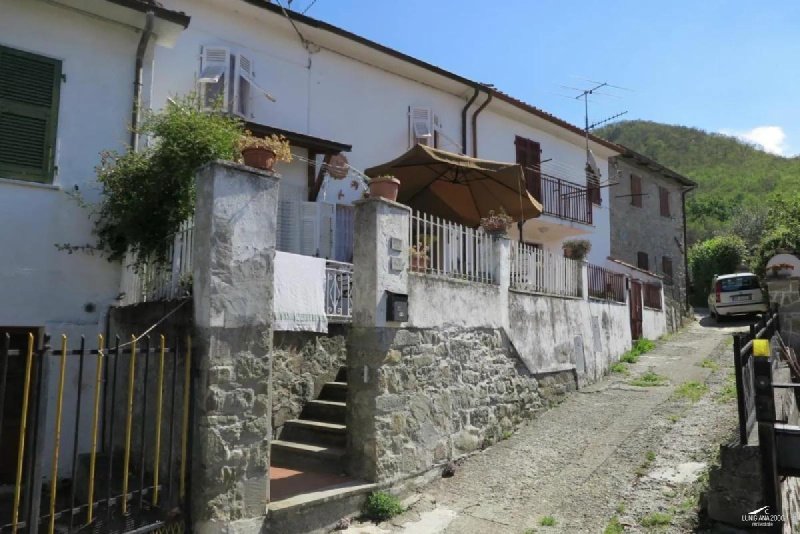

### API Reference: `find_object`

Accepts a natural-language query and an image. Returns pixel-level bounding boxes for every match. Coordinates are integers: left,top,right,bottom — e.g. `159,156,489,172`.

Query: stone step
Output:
271,440,346,474
301,400,346,425
335,366,347,383
317,381,347,402
280,419,346,448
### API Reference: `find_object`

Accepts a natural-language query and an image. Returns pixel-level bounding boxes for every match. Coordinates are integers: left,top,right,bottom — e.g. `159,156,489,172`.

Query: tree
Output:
688,235,747,306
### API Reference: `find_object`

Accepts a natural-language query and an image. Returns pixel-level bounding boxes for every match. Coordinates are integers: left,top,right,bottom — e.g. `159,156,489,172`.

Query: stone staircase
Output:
271,367,348,474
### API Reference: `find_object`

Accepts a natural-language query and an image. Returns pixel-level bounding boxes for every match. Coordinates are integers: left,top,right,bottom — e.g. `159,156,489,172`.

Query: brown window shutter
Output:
659,187,670,217
637,252,649,271
515,136,541,199
662,256,673,281
631,175,642,207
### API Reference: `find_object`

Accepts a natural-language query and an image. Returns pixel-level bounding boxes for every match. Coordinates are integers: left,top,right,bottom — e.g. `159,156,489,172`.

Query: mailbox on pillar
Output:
386,292,408,322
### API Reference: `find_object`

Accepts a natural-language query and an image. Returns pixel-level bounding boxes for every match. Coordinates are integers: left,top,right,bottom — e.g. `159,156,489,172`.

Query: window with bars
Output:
0,45,61,183
637,251,649,271
630,174,642,207
659,186,670,217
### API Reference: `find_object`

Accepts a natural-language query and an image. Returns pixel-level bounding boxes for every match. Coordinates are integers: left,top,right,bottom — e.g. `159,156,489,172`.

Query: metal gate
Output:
0,333,193,533
630,280,643,340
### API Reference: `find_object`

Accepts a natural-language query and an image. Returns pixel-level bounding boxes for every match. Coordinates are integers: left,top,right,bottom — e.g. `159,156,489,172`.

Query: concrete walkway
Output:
350,315,745,533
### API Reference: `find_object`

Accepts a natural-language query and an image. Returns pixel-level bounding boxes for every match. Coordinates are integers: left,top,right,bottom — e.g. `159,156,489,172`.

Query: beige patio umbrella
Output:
364,144,542,227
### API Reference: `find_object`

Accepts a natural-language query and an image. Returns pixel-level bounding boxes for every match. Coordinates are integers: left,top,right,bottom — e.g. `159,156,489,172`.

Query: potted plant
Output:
480,207,514,236
368,175,401,201
239,132,292,171
562,239,591,260
409,242,429,272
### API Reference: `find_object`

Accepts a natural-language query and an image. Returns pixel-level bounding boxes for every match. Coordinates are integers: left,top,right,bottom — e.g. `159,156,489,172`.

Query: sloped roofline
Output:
240,0,622,153
105,0,191,27
616,145,697,188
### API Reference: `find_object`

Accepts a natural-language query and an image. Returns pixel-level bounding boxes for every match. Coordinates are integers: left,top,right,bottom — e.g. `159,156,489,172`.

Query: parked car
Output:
707,273,768,321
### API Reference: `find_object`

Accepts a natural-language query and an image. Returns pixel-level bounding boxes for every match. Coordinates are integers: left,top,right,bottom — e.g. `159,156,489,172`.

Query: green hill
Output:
595,120,800,242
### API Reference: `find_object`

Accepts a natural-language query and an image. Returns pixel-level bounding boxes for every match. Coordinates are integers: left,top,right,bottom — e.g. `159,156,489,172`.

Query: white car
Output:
708,273,768,321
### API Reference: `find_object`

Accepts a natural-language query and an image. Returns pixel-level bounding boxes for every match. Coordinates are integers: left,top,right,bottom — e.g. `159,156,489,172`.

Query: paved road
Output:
351,314,748,534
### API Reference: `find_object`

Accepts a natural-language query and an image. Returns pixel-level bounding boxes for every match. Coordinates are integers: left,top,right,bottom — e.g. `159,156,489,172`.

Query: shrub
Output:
363,491,404,522
687,235,747,306
94,94,243,266
539,515,556,526
604,516,623,534
640,511,672,527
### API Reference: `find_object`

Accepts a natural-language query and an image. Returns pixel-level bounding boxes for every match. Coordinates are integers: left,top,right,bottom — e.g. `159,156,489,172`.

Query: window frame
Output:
637,251,649,271
630,174,642,207
659,186,670,217
0,44,62,184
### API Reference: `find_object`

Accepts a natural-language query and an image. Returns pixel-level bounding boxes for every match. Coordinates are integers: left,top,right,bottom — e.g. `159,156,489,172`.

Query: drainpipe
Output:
131,11,155,151
471,90,492,158
461,87,480,155
681,186,695,312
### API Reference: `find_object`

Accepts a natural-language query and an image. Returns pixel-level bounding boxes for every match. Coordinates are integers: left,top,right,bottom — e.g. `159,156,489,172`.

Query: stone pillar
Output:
493,236,511,327
351,197,411,328
348,197,410,481
191,161,278,533
580,262,589,301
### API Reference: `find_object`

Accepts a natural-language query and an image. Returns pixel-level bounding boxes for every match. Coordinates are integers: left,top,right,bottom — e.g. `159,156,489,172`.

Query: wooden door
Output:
630,280,643,340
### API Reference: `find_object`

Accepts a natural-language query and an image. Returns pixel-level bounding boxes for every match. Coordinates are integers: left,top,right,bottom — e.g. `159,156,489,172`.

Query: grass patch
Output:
363,491,404,522
667,413,682,424
603,516,624,534
539,516,556,526
616,502,625,515
699,358,719,371
636,450,656,476
502,430,513,440
646,450,656,462
610,362,629,374
620,338,656,364
523,529,537,534
630,370,668,387
640,512,672,527
674,381,709,403
717,371,737,403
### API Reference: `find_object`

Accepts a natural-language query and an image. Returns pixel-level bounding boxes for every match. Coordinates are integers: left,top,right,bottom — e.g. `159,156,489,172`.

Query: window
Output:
515,136,541,199
0,45,61,183
409,107,434,147
637,252,649,271
662,256,673,281
630,175,642,207
659,186,670,217
198,46,253,118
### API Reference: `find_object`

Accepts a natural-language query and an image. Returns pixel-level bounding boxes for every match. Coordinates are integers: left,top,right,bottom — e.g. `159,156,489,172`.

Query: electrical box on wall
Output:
386,292,408,322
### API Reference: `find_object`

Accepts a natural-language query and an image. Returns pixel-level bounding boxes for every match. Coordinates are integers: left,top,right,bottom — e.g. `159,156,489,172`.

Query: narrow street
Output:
352,316,747,534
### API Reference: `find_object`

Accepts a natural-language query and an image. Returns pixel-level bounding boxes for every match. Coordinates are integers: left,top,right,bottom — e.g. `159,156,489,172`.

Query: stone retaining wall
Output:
272,326,348,436
347,326,543,482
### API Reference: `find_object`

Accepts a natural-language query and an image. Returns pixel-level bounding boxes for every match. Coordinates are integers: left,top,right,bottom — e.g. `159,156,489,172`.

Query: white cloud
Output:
721,126,788,156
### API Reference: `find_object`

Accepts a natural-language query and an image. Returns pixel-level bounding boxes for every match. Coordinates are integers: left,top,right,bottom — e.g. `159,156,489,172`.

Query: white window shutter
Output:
278,200,301,253
318,202,335,260
300,202,321,257
233,53,253,118
199,46,230,111
409,106,433,148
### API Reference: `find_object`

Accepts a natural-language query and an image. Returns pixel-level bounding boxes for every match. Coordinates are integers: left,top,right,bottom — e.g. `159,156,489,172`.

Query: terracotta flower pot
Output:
368,177,401,201
482,223,508,236
410,254,429,272
242,147,276,171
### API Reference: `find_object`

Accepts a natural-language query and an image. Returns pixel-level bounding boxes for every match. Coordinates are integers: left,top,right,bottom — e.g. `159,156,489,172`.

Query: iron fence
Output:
325,261,353,322
408,210,495,284
540,175,592,225
642,282,663,310
587,264,625,302
119,222,194,306
733,308,778,444
510,242,582,298
0,333,193,533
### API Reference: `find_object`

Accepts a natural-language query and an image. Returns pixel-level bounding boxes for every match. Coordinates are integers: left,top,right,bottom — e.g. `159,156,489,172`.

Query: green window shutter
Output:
0,45,61,183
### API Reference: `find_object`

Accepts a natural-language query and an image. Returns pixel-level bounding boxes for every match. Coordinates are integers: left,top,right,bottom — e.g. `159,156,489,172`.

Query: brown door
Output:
630,281,643,340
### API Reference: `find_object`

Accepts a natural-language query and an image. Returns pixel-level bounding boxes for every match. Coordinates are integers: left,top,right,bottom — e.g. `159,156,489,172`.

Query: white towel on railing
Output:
273,251,329,333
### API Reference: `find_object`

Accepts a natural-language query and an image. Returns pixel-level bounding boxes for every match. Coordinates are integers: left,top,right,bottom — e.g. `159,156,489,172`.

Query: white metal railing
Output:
408,210,494,284
325,260,353,321
119,221,194,306
510,242,582,298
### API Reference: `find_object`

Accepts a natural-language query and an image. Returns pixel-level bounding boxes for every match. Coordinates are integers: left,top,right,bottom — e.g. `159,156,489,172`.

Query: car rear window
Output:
719,276,760,292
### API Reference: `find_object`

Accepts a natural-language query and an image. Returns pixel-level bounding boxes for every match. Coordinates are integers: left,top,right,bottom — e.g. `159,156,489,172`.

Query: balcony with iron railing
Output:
538,175,593,225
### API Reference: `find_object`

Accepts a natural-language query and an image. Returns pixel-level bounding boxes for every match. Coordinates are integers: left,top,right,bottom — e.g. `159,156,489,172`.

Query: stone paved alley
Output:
349,315,745,533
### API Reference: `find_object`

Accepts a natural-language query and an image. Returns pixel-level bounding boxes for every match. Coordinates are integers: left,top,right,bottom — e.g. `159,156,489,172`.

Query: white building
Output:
149,0,620,265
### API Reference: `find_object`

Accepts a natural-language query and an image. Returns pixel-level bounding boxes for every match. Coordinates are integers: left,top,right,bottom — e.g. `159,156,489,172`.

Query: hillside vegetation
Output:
596,120,800,243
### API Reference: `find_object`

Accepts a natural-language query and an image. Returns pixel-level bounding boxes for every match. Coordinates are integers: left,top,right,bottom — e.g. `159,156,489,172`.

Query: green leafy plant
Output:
363,491,404,522
620,338,655,364
674,381,709,403
699,358,719,370
640,511,672,527
94,94,243,266
539,516,556,526
716,371,737,403
562,239,591,260
604,516,624,534
630,370,668,387
610,362,629,374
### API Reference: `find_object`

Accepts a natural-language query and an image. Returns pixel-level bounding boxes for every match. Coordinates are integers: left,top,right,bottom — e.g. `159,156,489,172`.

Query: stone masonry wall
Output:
347,326,543,482
609,157,688,316
272,326,348,436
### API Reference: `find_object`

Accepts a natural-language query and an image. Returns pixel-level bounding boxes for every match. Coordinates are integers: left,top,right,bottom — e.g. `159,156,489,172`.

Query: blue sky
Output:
291,0,800,156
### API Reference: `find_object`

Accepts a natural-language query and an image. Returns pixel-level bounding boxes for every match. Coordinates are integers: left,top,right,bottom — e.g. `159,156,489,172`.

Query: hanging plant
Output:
94,94,244,267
